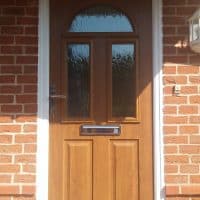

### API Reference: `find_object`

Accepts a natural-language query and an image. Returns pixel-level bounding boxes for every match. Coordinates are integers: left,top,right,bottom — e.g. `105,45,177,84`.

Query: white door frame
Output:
36,0,165,199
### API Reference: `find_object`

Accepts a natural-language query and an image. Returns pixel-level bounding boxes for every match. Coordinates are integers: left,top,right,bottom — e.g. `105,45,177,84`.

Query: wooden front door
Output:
49,0,153,200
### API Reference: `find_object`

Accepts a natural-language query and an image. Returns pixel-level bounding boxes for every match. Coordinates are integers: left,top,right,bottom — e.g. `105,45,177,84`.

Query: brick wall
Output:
0,0,200,199
0,0,38,199
163,0,200,199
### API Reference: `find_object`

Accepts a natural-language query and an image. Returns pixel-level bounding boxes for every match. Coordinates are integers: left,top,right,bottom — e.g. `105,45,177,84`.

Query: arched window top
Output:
69,5,134,32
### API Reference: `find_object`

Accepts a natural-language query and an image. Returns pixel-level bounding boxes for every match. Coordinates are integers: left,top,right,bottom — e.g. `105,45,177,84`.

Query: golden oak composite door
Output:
49,0,153,199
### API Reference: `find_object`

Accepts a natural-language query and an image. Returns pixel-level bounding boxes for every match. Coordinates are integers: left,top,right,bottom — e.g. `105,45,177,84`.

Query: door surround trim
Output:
37,0,165,199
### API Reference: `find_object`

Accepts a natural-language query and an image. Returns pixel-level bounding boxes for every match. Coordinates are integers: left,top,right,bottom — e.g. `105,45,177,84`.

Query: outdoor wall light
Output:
189,8,200,53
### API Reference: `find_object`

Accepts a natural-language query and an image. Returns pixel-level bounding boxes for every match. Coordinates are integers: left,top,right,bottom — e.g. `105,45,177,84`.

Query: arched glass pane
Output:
69,6,134,32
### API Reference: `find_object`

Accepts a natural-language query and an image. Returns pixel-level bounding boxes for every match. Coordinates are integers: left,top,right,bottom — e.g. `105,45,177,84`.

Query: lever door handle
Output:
49,95,66,99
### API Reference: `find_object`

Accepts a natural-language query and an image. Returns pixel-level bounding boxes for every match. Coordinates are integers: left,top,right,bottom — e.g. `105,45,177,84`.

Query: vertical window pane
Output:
112,44,136,118
67,44,90,118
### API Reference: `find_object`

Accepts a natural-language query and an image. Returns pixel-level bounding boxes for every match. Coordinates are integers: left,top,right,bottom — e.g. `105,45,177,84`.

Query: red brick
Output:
164,146,178,154
1,46,23,54
24,104,37,113
17,17,38,25
179,126,199,134
26,7,38,16
163,17,186,25
1,66,22,74
0,86,21,94
15,155,36,163
17,75,37,83
24,65,37,74
190,55,200,64
165,155,189,164
16,95,37,103
164,75,187,84
0,135,12,144
190,176,200,183
163,7,176,15
177,27,189,35
0,17,15,25
164,106,177,114
180,145,200,154
163,66,176,74
24,144,36,153
16,56,38,64
0,145,22,153
0,36,14,44
189,76,200,84
191,156,200,163
164,56,188,64
176,7,197,16
181,86,198,94
164,96,187,104
25,46,38,54
0,175,11,183
24,85,37,93
165,186,179,195
181,186,200,195
1,26,24,35
180,164,199,173
165,164,178,173
163,27,176,35
15,134,36,143
0,116,13,123
14,175,35,183
179,105,198,114
0,56,14,64
0,0,15,6
165,175,188,184
163,126,177,135
190,96,200,104
164,116,188,124
22,186,35,194
25,27,38,35
163,0,186,5
0,76,15,84
189,116,200,124
23,124,37,132
2,7,25,16
1,105,22,113
0,155,12,163
23,165,35,173
0,95,14,104
15,115,37,122
164,136,188,144
164,86,174,94
177,66,199,74
15,36,37,45
0,125,21,133
164,46,176,55
0,186,19,195
190,136,200,144
0,165,20,173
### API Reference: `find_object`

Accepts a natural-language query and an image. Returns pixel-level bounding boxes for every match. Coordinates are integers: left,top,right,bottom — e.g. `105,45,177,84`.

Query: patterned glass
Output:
112,44,136,117
67,44,90,118
69,6,133,32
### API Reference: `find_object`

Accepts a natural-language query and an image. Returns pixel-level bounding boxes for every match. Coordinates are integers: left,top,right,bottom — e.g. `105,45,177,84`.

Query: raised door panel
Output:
110,140,139,200
63,141,93,200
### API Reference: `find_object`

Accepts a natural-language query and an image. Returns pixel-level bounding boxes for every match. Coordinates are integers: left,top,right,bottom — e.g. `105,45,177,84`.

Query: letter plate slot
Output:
80,125,121,136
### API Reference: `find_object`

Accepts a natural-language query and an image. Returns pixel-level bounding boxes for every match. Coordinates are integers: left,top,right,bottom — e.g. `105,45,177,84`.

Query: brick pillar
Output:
0,0,38,199
163,0,200,199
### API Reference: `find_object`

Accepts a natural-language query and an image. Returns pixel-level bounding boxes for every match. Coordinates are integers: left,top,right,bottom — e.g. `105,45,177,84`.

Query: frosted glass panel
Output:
69,6,133,32
112,44,136,118
67,44,90,118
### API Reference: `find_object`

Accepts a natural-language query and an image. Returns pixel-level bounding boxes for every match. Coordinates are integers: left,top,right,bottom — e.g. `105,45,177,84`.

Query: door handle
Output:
49,95,66,99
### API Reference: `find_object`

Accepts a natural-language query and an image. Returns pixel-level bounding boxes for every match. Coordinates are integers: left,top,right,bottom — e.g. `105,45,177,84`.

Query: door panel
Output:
110,140,139,200
49,0,153,199
63,141,93,200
